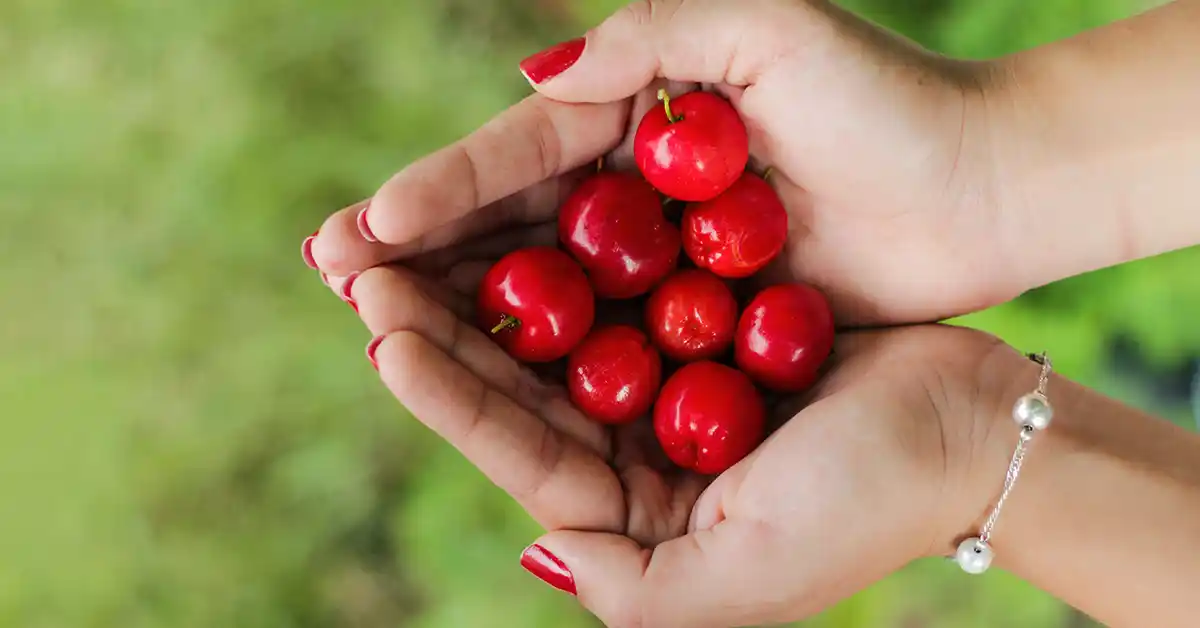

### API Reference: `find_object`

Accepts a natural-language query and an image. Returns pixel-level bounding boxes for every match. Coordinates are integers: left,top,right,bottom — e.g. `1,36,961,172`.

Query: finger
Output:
521,0,810,101
310,164,590,275
359,95,627,248
373,331,623,532
306,198,369,276
522,520,785,628
407,221,558,276
324,265,472,317
351,265,609,457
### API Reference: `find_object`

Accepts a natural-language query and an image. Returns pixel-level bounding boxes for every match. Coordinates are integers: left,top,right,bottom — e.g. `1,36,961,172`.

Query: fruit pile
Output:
477,89,834,475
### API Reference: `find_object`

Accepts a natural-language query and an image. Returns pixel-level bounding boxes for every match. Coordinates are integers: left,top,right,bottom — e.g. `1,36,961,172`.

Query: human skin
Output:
339,268,1200,627
307,0,1200,326
303,0,1200,625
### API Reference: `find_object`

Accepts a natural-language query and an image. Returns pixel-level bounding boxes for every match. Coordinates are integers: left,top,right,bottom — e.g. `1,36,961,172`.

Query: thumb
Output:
519,521,782,628
519,0,812,102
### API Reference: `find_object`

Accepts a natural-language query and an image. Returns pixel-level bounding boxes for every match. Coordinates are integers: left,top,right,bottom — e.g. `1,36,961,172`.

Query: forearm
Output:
968,348,1200,627
989,0,1200,292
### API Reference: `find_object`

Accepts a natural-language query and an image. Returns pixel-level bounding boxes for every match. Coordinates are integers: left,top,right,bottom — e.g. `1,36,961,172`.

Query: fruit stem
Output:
658,88,681,124
761,166,774,182
596,155,605,172
490,314,520,334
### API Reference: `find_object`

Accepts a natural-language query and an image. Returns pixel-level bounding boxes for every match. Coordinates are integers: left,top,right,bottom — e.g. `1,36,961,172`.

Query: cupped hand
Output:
326,258,1013,627
308,0,1021,326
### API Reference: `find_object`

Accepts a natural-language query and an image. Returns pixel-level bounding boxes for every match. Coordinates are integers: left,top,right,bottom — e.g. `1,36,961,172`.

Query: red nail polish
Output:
341,272,360,312
302,231,320,270
520,544,576,595
357,206,379,243
320,272,330,287
519,38,585,85
366,334,385,370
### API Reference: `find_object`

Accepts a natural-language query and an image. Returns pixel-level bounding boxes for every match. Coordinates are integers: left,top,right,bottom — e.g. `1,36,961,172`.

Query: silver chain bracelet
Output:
956,351,1054,575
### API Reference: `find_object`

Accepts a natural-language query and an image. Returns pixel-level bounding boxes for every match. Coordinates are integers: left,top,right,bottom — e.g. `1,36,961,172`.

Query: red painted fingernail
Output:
302,230,320,270
319,272,330,287
340,272,360,312
366,334,386,370
520,544,576,596
519,37,585,85
357,205,379,243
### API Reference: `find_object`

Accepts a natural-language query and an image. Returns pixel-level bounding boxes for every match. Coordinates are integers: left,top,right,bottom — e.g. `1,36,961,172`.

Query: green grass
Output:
1,0,1194,626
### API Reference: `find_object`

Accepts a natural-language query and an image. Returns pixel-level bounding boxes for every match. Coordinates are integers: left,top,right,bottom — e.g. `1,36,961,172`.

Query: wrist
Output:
944,340,1200,626
977,2,1200,295
979,50,1118,297
928,338,1039,557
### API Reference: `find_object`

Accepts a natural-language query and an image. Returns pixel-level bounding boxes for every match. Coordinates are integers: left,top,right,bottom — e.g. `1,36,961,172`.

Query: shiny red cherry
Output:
644,269,738,362
735,283,835,392
634,89,749,202
477,246,595,363
566,325,662,425
653,361,766,475
558,171,681,299
682,172,789,278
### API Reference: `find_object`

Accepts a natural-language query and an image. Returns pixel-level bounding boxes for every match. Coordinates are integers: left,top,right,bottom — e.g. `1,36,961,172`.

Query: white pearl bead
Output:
955,537,994,575
1012,393,1053,430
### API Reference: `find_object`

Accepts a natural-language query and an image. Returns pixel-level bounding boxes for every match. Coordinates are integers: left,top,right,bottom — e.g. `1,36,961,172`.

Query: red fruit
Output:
477,246,595,363
653,361,766,475
682,172,789,278
735,283,835,392
645,269,738,362
558,172,681,298
634,89,749,202
567,325,662,425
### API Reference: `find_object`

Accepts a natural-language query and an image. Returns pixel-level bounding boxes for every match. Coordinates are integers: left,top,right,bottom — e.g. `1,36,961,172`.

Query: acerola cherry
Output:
735,283,835,392
634,89,749,202
567,325,662,425
682,172,789,278
558,171,681,299
645,269,738,362
653,361,766,475
477,246,595,363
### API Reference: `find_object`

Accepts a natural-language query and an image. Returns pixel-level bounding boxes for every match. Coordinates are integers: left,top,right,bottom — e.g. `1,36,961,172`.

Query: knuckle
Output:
616,0,683,28
527,101,562,181
610,606,644,628
355,266,423,328
375,330,425,378
619,0,654,27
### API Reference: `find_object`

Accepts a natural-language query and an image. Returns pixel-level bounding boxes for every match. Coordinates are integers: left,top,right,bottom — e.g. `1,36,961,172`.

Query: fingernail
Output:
520,544,576,596
519,37,585,85
340,272,360,313
301,230,320,270
357,205,379,243
366,334,386,371
319,272,331,287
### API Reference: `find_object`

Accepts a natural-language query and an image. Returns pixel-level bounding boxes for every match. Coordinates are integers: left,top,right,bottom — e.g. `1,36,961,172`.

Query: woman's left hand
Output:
324,252,1015,627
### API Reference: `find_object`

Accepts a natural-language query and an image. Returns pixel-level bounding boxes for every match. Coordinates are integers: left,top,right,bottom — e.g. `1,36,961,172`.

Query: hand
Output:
325,261,1014,627
306,0,1020,326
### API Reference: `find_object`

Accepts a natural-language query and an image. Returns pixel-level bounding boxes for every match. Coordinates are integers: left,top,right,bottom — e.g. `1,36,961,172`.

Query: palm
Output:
417,241,721,545
317,77,993,547
362,233,709,545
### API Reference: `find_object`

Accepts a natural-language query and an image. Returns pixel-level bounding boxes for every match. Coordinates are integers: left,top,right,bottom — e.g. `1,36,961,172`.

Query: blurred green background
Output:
2,0,1197,626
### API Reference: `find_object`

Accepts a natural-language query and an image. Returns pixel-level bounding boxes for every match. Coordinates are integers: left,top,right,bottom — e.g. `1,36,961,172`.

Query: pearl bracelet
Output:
955,351,1054,575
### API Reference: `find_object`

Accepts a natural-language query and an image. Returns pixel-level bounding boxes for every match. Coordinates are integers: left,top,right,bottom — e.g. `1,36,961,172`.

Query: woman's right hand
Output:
311,0,1023,326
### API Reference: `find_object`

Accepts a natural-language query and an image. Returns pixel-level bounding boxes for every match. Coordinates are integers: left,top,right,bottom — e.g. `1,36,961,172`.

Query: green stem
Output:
490,314,519,335
761,166,774,182
657,88,681,123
